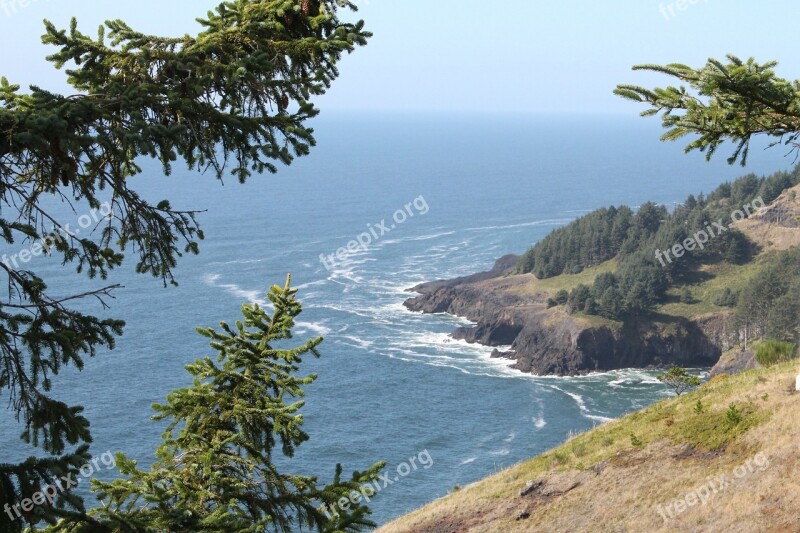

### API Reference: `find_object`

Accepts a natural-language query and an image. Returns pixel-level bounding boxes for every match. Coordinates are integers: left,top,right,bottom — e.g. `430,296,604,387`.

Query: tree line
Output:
524,166,800,320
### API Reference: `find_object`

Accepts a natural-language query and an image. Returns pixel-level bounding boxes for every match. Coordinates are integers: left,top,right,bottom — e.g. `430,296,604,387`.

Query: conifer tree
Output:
615,55,800,165
41,277,385,532
0,1,370,529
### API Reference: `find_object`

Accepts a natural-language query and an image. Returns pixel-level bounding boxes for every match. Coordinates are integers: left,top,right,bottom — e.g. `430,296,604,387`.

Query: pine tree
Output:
0,1,370,529
42,277,385,532
615,55,800,165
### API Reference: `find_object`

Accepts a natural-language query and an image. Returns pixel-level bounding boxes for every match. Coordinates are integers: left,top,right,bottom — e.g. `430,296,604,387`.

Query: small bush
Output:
693,400,704,414
726,404,742,426
680,288,694,304
713,288,738,307
630,433,643,447
657,366,702,396
756,340,797,367
554,289,569,305
551,450,570,466
571,441,588,458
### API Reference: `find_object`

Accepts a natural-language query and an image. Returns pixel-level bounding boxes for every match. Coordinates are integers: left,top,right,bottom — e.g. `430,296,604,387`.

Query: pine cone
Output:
301,0,311,16
280,94,290,110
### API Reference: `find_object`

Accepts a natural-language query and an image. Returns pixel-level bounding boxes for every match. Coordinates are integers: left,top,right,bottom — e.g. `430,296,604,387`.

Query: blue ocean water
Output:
1,112,793,525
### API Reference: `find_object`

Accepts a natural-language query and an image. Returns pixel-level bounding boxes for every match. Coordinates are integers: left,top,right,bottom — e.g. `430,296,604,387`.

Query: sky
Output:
0,0,798,114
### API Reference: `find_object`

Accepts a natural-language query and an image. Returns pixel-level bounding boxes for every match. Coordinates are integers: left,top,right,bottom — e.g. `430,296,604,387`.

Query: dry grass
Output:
736,184,800,252
378,362,800,533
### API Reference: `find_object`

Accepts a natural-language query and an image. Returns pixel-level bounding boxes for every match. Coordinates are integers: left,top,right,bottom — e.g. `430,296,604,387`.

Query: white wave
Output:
296,321,332,337
208,258,267,266
464,218,573,232
203,273,269,307
295,279,329,291
489,448,510,456
503,432,516,443
335,335,374,350
549,385,614,423
460,457,477,465
533,416,547,429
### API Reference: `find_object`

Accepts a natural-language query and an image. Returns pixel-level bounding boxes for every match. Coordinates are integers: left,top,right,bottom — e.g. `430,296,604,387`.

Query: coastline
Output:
403,255,728,377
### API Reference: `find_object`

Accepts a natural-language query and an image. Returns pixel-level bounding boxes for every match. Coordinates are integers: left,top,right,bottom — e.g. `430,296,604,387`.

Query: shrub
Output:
755,340,797,367
657,366,702,396
680,288,694,304
554,289,569,305
714,288,738,307
726,404,742,426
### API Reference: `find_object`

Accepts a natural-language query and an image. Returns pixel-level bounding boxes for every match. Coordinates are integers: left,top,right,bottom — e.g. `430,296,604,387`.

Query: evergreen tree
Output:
657,367,701,396
0,1,370,529
615,55,800,165
42,277,385,532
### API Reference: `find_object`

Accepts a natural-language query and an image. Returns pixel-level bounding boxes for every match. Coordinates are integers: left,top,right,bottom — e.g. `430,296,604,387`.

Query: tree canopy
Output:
518,166,800,320
0,1,370,530
41,277,385,533
614,55,800,166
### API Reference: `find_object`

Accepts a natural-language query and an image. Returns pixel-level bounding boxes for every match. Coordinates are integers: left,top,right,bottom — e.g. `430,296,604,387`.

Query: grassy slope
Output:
378,361,800,532
510,243,776,324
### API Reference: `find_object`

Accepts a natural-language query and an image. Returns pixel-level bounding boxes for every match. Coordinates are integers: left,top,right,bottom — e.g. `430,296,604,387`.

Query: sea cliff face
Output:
404,255,728,376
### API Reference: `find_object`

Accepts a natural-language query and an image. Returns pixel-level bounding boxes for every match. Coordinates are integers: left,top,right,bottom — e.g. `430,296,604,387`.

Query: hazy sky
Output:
0,1,798,113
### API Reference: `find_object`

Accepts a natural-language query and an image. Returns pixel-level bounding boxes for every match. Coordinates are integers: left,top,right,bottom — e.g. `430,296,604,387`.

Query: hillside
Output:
404,170,800,376
735,183,800,251
378,361,800,532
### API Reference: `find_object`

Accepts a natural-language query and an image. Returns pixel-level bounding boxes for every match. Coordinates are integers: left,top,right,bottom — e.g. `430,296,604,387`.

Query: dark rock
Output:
404,255,730,376
710,348,758,377
519,479,544,497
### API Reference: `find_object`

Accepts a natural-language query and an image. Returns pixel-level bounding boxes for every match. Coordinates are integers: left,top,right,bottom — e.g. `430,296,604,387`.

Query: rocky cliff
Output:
404,255,729,376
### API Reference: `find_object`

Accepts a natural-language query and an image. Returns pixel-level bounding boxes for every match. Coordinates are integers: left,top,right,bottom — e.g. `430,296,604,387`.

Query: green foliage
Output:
44,277,384,532
725,404,743,426
714,287,738,307
615,55,800,166
755,340,798,367
517,166,799,321
566,284,591,314
516,206,636,278
736,247,800,346
657,366,702,396
554,289,569,305
680,288,694,304
693,400,704,414
0,1,370,529
675,401,768,451
629,433,643,447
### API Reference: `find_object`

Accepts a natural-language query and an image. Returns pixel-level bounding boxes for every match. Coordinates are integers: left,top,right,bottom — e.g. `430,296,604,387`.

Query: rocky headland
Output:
404,255,736,376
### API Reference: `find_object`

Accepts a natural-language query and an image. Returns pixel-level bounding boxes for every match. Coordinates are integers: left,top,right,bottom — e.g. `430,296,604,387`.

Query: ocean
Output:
0,112,792,525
